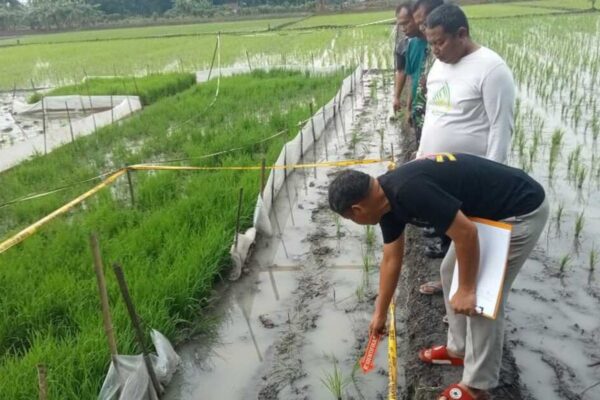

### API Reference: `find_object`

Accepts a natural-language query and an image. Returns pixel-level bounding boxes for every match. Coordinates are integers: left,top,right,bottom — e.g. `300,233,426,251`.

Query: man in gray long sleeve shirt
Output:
417,4,515,163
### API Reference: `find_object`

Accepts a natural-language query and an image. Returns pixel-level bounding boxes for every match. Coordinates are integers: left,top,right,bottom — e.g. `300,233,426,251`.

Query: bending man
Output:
328,154,548,400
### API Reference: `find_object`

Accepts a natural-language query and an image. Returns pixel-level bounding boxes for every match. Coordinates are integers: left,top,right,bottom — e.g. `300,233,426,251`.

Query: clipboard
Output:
449,217,512,320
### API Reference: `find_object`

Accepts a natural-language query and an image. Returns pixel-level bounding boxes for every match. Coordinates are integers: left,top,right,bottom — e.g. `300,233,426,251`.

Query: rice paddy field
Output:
1,0,600,398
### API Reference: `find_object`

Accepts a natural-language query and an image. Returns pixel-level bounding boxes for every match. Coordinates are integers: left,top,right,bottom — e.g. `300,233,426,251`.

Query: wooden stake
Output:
260,159,266,197
207,33,219,81
309,102,317,178
90,233,118,356
246,50,252,71
235,187,244,250
65,101,75,144
112,263,162,397
41,97,47,155
83,71,97,132
110,95,114,124
126,166,135,207
37,364,48,400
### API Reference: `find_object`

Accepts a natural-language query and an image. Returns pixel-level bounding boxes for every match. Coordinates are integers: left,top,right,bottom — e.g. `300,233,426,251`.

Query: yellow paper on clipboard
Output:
449,217,512,320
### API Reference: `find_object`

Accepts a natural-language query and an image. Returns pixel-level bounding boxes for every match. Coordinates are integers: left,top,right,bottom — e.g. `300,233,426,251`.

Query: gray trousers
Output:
441,198,549,389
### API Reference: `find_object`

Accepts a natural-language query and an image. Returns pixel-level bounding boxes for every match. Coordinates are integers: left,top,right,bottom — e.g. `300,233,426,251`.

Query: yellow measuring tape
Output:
388,299,397,400
0,169,126,255
0,159,392,256
128,158,384,171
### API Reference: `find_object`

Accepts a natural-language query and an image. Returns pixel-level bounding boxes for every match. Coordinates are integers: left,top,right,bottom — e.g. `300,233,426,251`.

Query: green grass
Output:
0,17,301,46
0,25,388,89
0,69,348,399
286,10,394,28
29,73,196,106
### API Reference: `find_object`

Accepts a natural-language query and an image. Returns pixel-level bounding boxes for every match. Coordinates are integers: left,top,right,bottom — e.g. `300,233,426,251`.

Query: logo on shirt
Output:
430,82,451,115
420,152,457,163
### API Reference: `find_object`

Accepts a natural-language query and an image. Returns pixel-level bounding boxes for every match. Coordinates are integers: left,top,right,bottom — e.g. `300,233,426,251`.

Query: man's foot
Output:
419,280,443,295
418,345,464,366
438,383,490,400
425,241,450,259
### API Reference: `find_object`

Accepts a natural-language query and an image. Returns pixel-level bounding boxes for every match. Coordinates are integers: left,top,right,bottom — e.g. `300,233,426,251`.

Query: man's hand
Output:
369,311,388,337
450,288,477,316
393,96,404,113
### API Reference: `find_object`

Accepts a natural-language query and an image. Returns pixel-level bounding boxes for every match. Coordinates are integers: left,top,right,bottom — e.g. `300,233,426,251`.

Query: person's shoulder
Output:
477,46,509,68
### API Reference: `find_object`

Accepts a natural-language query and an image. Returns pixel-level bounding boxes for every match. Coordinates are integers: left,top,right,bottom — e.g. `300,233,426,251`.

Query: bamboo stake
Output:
235,187,244,250
126,166,135,207
283,143,295,226
41,97,47,155
246,50,252,71
260,159,266,197
64,101,75,144
112,263,162,398
90,234,118,356
207,33,220,81
309,102,317,178
37,364,48,400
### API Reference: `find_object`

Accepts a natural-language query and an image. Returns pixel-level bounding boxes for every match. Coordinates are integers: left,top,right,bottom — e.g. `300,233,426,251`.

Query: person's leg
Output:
439,243,466,356
462,199,549,390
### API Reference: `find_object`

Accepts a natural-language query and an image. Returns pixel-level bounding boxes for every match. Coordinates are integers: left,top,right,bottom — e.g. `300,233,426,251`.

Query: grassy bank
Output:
29,73,196,105
0,69,348,399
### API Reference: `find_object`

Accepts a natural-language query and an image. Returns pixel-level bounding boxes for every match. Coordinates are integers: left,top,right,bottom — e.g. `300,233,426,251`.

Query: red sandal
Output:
439,384,474,400
438,383,490,400
418,345,464,366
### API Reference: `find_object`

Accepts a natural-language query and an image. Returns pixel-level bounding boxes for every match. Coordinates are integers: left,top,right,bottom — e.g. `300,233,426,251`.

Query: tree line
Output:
0,0,319,31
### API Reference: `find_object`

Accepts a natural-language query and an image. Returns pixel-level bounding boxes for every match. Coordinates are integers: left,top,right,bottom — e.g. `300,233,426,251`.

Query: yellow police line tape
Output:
0,158,393,256
388,299,397,400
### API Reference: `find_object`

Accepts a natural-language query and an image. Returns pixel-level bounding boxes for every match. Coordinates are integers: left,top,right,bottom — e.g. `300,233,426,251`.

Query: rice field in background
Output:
0,0,594,90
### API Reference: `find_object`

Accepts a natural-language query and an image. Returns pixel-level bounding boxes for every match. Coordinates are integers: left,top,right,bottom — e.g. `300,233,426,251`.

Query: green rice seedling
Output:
559,254,570,275
0,70,348,399
548,128,565,179
590,247,597,272
575,211,585,241
365,225,375,251
555,202,564,232
577,166,587,190
361,247,372,274
320,357,349,400
334,213,342,239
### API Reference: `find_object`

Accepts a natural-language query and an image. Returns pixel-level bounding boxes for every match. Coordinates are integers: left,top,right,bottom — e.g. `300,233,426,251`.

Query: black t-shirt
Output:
395,35,409,72
378,153,545,243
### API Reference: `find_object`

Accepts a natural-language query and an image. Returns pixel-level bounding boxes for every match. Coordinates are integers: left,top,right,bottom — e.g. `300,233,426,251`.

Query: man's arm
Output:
393,70,407,112
369,233,405,337
445,211,480,315
483,63,515,164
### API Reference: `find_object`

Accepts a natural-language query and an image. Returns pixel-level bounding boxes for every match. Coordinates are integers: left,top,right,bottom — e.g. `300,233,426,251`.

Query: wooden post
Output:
246,50,252,71
83,71,98,132
112,263,162,397
65,101,75,144
90,233,118,356
235,188,244,250
126,166,135,207
41,97,47,155
260,159,266,197
207,33,219,81
37,364,48,400
309,102,317,178
282,144,295,226
110,95,114,124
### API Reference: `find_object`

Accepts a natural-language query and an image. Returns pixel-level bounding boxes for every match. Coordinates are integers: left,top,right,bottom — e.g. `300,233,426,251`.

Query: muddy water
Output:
504,85,600,399
165,72,405,400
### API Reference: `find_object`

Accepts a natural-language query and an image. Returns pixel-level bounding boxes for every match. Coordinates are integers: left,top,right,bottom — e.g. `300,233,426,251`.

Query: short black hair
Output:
328,170,372,215
426,3,469,35
395,1,413,16
413,0,444,14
